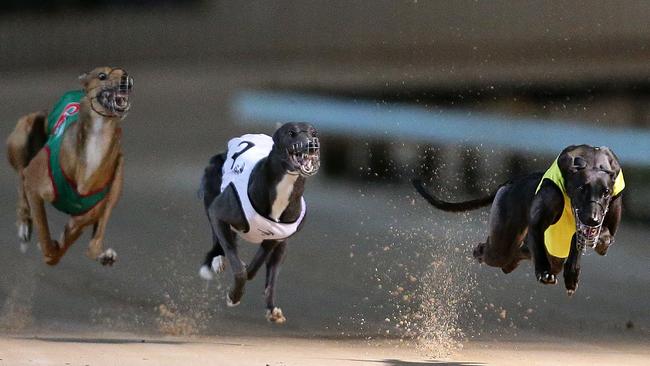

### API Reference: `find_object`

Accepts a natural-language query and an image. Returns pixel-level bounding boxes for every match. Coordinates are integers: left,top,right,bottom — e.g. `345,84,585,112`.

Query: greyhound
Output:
198,122,320,323
6,67,133,266
413,145,624,295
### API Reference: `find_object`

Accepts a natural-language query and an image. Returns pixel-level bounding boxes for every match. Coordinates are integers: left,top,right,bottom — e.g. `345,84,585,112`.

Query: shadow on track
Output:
16,336,186,345
340,359,484,366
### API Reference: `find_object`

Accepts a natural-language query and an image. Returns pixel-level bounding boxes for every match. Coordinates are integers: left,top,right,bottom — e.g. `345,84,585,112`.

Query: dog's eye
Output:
98,72,107,81
289,130,297,137
604,188,611,196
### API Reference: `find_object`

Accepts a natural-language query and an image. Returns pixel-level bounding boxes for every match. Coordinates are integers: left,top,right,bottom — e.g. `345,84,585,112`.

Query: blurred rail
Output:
234,90,650,166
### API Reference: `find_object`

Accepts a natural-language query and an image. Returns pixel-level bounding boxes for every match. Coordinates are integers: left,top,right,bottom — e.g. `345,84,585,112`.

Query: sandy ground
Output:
0,333,649,366
0,66,648,365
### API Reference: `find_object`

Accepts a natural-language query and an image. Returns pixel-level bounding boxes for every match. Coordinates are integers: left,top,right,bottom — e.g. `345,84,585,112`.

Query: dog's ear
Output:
558,147,587,174
78,71,91,89
270,123,282,144
597,146,621,178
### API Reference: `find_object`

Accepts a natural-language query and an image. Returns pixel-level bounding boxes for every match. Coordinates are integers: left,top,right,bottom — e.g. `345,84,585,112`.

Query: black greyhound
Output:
413,145,624,295
199,122,320,323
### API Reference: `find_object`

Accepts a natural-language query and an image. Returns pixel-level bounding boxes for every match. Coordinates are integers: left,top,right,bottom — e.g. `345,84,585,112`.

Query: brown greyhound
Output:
6,67,133,266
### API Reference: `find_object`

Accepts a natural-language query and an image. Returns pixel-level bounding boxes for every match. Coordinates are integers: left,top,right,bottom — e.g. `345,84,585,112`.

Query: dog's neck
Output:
61,98,122,195
248,149,305,223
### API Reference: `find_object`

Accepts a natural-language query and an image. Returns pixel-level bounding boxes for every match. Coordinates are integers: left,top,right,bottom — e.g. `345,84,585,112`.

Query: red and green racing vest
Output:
45,90,111,216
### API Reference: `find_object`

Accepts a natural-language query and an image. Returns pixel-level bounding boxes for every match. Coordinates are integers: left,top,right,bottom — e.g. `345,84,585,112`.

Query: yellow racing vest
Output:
535,159,625,258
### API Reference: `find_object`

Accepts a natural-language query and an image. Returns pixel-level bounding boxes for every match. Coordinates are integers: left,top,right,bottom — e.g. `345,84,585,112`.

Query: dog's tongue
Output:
302,159,312,171
115,94,128,108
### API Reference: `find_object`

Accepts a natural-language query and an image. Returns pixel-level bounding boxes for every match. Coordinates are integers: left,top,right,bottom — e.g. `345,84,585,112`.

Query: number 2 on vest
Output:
231,141,255,169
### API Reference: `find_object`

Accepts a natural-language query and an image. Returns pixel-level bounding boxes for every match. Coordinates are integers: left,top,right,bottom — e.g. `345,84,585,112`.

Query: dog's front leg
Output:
595,194,622,256
563,236,582,296
528,184,563,285
264,241,287,324
528,225,555,284
87,155,124,266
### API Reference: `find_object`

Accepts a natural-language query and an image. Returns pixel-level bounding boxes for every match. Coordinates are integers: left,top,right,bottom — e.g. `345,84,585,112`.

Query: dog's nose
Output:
585,205,602,226
586,215,600,226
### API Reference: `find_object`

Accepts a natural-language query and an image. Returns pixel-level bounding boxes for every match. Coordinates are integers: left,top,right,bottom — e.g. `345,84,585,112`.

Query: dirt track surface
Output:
0,66,648,364
1,333,649,366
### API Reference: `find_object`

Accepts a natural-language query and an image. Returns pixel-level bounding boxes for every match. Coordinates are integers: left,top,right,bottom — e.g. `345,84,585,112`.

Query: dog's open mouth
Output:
113,92,130,111
96,88,131,117
93,75,133,117
287,138,320,177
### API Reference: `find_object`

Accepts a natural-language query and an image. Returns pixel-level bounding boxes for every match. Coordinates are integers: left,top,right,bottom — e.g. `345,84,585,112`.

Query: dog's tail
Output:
412,178,496,212
6,111,48,172
198,153,226,208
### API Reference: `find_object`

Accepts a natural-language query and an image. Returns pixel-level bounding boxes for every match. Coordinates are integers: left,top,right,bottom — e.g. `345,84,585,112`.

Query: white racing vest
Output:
220,134,307,244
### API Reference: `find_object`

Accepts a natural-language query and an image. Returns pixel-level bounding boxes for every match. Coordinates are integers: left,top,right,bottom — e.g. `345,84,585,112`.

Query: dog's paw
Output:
564,276,579,296
43,253,61,266
211,255,226,273
199,256,226,280
472,243,486,263
566,288,576,297
17,222,31,243
266,307,286,324
98,248,117,266
199,265,214,281
594,241,612,256
537,272,557,285
226,293,240,308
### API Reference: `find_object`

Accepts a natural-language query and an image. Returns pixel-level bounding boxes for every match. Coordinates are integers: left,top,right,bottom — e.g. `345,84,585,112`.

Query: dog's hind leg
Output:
501,243,532,273
247,240,279,280
199,153,228,280
26,190,61,265
23,152,62,264
7,112,47,250
56,215,89,260
472,240,487,263
16,178,32,251
476,185,530,271
209,219,246,307
264,241,287,324
199,227,226,280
